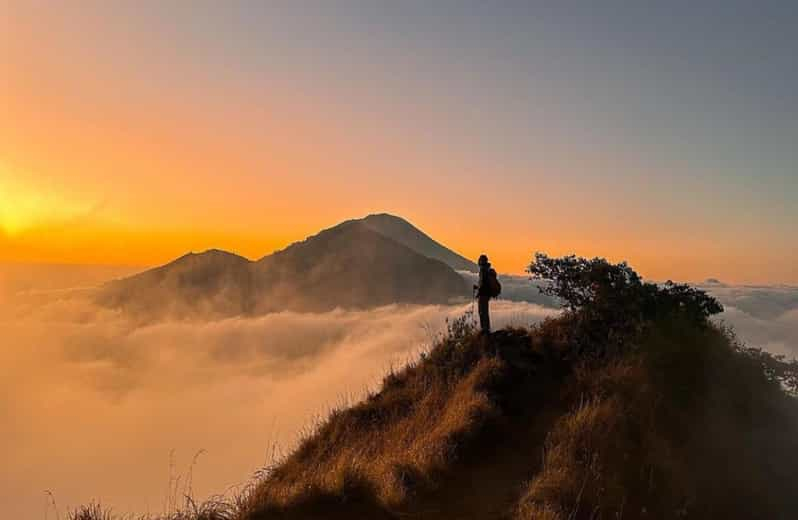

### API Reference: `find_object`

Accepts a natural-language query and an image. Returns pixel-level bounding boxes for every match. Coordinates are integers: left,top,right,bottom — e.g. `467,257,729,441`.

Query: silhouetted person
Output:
474,254,500,334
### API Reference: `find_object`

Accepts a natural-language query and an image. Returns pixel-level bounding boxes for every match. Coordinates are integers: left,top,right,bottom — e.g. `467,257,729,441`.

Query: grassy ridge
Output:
72,314,798,519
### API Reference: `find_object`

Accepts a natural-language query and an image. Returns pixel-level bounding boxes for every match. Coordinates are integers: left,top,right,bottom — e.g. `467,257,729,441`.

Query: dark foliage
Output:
733,338,798,396
528,252,723,320
528,253,724,356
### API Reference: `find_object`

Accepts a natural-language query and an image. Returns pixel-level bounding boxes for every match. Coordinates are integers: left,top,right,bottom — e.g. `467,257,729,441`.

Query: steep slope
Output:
235,318,798,520
356,213,477,272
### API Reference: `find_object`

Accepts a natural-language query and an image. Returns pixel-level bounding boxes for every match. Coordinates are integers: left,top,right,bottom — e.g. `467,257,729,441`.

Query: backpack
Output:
487,268,501,298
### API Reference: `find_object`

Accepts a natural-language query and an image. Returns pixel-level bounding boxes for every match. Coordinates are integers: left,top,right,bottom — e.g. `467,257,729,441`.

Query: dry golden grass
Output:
515,361,657,519
69,501,238,520
239,331,512,518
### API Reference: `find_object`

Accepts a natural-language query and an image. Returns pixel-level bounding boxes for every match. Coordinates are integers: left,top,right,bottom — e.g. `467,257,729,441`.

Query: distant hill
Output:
98,216,470,319
98,249,255,319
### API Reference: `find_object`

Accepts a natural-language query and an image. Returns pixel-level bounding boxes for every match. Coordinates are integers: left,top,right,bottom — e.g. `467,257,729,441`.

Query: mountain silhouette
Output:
98,215,471,319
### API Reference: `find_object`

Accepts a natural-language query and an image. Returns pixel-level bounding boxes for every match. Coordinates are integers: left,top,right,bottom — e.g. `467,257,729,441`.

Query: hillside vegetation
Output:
73,255,798,519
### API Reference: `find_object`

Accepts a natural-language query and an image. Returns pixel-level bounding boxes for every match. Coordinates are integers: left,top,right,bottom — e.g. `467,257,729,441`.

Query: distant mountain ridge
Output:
98,214,473,319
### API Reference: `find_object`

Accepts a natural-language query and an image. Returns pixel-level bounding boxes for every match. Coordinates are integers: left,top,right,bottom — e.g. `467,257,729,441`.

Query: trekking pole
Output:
471,286,477,326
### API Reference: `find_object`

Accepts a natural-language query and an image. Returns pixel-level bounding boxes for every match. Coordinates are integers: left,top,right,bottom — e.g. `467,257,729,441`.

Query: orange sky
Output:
2,4,796,284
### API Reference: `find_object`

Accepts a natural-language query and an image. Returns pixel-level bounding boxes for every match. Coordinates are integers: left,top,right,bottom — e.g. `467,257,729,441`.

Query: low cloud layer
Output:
0,269,554,519
699,283,798,358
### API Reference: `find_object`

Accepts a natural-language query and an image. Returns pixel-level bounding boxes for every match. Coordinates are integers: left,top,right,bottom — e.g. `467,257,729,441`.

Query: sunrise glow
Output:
2,3,796,283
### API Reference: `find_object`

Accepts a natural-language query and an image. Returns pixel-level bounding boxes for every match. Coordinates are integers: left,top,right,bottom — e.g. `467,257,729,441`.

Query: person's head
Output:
478,254,489,267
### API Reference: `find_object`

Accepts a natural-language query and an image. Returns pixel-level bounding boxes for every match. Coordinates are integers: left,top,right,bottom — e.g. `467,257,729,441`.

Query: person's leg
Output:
478,296,490,334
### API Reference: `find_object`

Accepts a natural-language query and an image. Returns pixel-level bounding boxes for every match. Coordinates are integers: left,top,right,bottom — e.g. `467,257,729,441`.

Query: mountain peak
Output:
181,248,250,260
361,212,410,224
356,213,478,272
161,249,251,271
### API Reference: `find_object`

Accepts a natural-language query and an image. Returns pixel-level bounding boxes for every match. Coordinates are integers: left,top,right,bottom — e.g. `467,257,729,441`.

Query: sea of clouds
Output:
1,265,796,519
0,265,555,519
698,281,798,358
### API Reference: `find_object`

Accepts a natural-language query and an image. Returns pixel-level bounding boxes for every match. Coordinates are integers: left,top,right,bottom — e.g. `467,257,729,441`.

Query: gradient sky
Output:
2,1,797,283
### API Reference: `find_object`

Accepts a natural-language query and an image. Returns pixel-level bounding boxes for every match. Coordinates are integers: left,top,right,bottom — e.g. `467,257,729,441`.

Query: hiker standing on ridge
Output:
474,254,501,335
